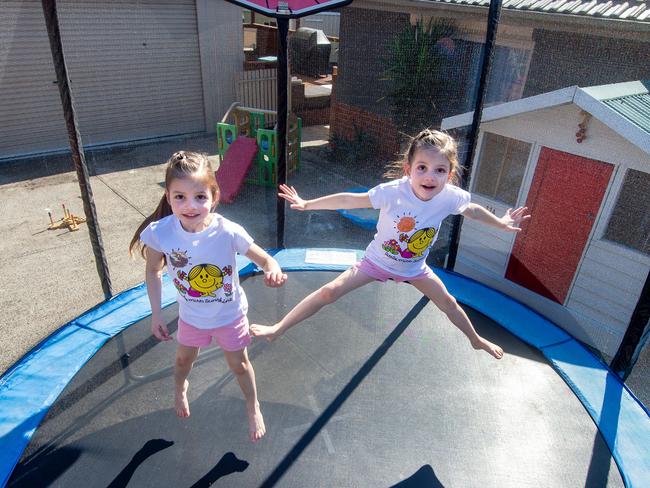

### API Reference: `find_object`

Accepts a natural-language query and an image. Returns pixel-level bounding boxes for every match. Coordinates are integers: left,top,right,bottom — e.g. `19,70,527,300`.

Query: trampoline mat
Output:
9,271,623,487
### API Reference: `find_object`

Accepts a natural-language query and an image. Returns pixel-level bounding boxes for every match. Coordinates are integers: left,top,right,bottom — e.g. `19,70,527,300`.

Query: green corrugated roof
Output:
601,93,650,135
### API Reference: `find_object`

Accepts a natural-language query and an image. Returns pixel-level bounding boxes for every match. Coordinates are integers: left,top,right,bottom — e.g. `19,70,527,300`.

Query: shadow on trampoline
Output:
187,451,250,488
6,445,82,487
390,464,444,487
585,372,623,487
107,438,174,488
6,272,626,487
259,297,429,488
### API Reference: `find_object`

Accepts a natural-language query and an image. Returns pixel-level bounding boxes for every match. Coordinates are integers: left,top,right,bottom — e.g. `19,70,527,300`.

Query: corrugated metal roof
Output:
602,93,650,134
430,0,650,22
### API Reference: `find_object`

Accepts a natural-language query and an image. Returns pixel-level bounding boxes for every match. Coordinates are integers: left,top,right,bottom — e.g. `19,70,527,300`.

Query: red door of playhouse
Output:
505,147,613,304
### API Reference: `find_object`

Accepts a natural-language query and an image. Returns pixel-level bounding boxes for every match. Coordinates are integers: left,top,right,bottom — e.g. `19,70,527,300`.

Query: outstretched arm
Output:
278,184,372,211
145,247,171,341
245,243,288,287
461,203,530,232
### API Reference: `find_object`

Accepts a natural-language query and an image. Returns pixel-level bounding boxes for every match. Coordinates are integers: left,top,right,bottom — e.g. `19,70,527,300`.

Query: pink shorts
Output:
353,257,436,283
177,316,251,351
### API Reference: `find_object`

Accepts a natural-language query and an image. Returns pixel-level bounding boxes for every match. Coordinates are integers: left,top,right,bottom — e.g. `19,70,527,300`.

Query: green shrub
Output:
382,19,455,133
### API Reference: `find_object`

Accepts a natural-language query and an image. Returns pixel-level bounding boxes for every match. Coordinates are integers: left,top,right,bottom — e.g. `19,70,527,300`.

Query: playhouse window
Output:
604,169,650,255
473,132,530,206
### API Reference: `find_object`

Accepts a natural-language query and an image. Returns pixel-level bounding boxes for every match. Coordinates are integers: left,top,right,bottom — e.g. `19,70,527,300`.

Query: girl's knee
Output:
228,358,249,376
175,353,195,369
318,283,341,304
436,294,459,315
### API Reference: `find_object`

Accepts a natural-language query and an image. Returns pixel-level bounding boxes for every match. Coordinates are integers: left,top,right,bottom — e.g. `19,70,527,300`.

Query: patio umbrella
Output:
229,0,352,18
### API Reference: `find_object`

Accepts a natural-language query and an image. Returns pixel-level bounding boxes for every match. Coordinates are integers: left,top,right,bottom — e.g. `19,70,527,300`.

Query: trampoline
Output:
4,3,650,485
3,249,649,487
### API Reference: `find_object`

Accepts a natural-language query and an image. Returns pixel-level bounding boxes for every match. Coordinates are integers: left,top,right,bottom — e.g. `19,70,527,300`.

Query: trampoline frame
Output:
1,248,649,487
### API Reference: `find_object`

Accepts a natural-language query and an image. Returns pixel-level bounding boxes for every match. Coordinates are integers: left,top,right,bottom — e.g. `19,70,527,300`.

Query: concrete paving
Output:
0,126,379,377
1,125,648,410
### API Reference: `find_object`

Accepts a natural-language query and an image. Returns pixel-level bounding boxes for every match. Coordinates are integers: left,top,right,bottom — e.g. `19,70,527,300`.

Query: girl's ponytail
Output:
129,194,172,258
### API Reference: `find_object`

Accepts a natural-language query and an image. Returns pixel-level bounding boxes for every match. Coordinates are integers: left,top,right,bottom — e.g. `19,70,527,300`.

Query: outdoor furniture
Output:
290,27,331,76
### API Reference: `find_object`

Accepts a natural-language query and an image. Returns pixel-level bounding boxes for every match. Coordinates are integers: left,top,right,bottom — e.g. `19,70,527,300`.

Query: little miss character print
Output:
382,213,436,260
173,262,234,298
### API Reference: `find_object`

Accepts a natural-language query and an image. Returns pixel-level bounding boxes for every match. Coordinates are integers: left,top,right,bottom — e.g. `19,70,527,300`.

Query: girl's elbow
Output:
461,209,475,220
146,269,163,280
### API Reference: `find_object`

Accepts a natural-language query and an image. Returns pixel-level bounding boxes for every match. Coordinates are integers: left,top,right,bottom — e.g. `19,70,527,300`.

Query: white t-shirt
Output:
365,177,471,277
140,213,253,329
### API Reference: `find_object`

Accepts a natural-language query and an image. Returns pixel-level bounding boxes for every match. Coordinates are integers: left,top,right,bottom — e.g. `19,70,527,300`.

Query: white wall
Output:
301,12,340,38
196,0,244,133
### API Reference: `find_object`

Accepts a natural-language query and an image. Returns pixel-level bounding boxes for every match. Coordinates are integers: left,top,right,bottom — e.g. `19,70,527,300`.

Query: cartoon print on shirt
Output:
173,269,190,296
407,228,436,257
381,212,436,259
169,248,189,268
395,214,417,233
187,264,224,298
167,246,235,300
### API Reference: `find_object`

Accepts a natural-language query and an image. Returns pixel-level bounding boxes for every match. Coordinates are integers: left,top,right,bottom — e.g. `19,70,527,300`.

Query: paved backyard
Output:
1,125,648,408
0,126,381,377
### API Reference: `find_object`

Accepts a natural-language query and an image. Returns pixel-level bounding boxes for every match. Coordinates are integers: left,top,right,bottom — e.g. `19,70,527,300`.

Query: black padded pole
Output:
41,0,113,300
446,0,503,271
275,18,290,248
611,270,650,379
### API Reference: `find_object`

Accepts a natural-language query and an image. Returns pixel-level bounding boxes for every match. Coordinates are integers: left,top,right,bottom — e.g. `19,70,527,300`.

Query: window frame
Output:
471,131,532,207
602,167,650,256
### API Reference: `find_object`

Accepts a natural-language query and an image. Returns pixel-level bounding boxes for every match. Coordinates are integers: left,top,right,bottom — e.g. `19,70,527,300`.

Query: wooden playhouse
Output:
441,80,650,358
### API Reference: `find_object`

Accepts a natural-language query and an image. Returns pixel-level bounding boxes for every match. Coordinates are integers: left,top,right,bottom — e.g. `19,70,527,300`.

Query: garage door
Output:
0,0,205,160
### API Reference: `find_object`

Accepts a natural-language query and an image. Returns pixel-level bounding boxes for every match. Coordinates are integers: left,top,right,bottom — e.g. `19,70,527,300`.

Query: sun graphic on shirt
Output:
394,214,417,233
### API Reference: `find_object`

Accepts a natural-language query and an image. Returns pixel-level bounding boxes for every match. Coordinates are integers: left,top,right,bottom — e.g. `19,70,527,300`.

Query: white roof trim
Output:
441,82,650,155
581,80,649,99
440,86,577,130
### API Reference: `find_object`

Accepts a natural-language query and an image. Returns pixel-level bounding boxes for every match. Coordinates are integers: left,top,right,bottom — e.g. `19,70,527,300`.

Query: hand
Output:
151,317,171,341
264,267,288,288
500,206,530,232
278,184,307,210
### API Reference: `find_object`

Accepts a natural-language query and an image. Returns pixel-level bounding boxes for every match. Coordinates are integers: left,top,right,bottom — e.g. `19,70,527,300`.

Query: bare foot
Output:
250,323,281,342
472,337,504,359
175,379,191,417
248,404,266,442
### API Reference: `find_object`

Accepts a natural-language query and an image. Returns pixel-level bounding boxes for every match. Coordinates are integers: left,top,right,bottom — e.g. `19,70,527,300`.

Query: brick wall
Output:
336,8,408,116
332,7,650,155
330,7,407,159
297,106,330,126
524,30,650,97
330,101,400,159
256,26,278,57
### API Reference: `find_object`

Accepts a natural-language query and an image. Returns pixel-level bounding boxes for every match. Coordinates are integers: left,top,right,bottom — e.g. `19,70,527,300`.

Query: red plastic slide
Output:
215,136,258,203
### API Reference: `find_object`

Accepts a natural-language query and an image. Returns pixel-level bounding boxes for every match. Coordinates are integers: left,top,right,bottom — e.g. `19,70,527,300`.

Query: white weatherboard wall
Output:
197,0,243,132
456,103,650,356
